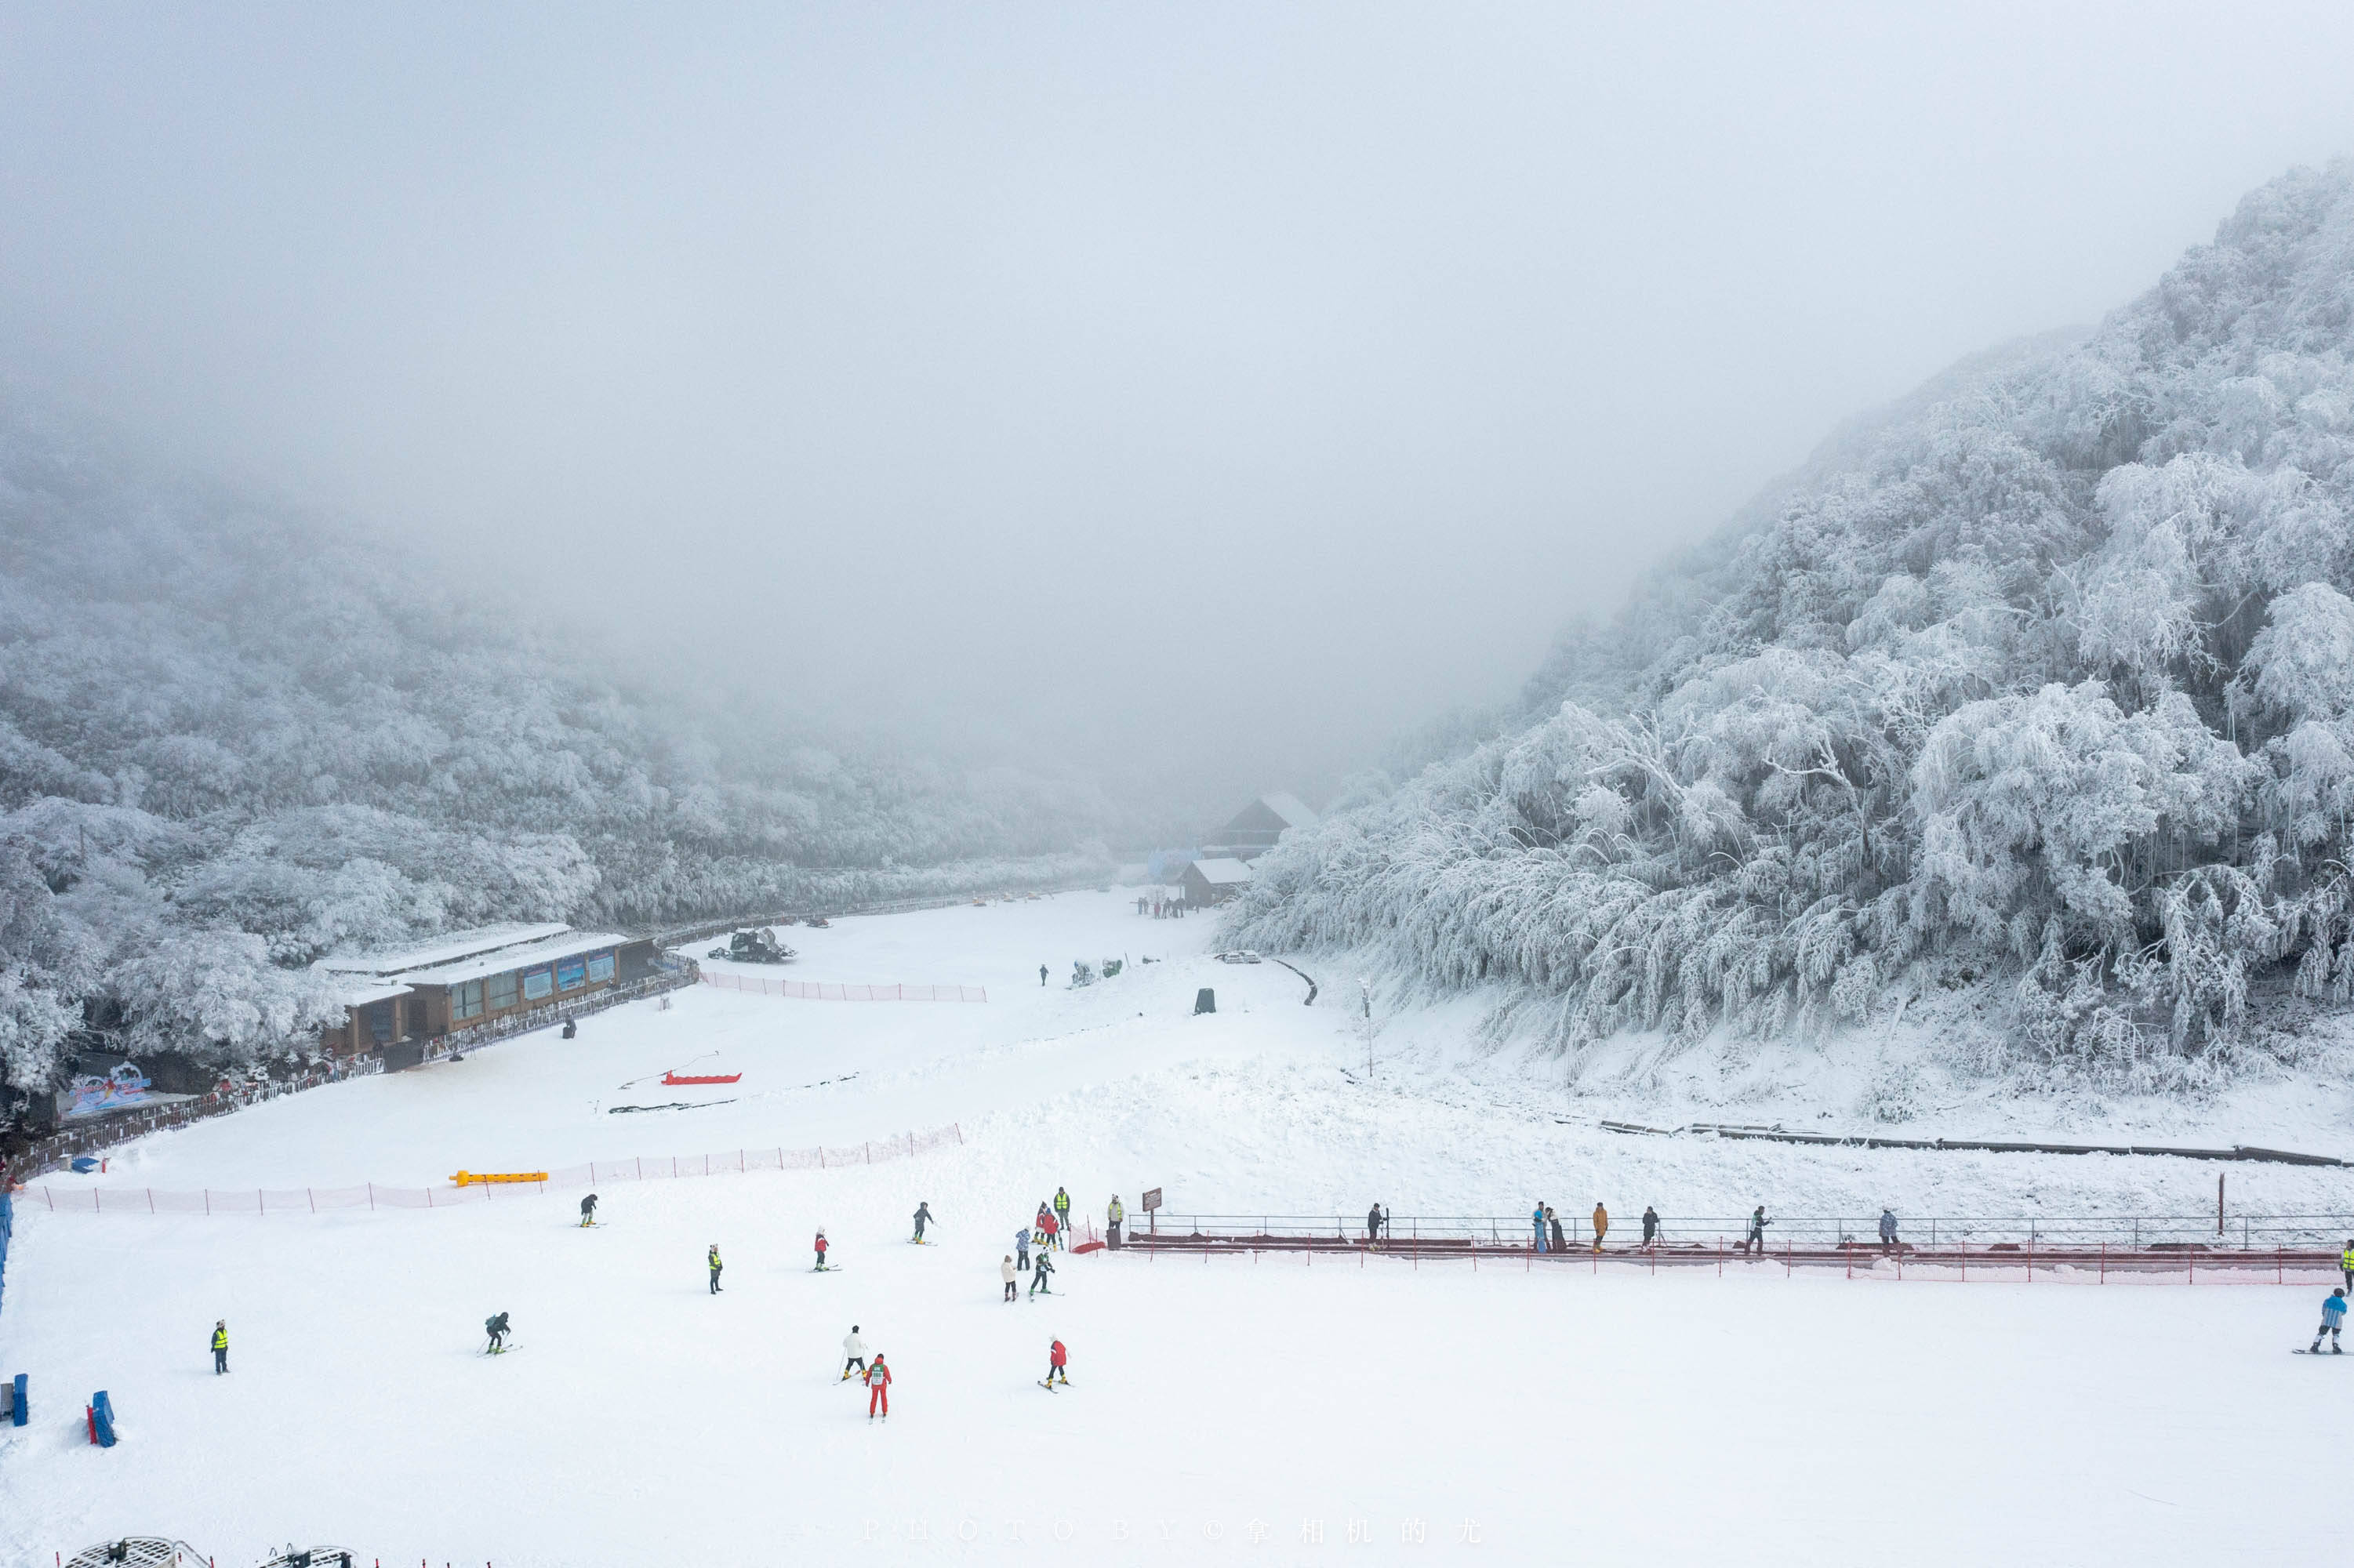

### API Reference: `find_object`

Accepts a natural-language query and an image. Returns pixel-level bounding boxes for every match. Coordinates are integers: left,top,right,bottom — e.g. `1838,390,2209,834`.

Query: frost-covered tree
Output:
1226,158,2354,1084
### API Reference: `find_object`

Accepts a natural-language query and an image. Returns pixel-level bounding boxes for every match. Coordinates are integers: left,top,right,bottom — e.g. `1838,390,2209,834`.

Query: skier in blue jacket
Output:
2312,1288,2347,1354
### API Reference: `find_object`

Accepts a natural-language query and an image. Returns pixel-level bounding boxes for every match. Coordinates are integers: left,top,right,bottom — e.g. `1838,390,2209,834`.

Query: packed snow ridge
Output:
1227,159,2354,1092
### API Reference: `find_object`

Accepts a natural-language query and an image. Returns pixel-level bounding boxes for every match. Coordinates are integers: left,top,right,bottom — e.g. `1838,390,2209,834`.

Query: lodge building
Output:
315,923,660,1059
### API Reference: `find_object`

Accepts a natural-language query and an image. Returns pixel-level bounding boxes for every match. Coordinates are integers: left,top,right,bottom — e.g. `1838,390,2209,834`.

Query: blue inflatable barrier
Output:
89,1389,116,1447
5,1372,22,1426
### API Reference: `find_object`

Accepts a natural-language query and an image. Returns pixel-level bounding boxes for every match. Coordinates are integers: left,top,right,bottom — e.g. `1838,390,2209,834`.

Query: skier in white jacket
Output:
841,1326,870,1381
1001,1254,1019,1302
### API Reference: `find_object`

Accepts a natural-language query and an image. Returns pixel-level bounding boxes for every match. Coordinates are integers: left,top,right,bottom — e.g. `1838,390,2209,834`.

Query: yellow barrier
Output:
449,1171,550,1187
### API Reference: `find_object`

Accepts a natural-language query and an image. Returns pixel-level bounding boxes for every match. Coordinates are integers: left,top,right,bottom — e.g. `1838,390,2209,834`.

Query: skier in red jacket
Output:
1045,1338,1069,1388
814,1229,830,1271
866,1354,892,1420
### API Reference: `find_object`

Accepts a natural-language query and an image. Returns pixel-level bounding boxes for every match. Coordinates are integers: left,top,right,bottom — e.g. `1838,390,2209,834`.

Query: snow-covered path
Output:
5,892,2349,1564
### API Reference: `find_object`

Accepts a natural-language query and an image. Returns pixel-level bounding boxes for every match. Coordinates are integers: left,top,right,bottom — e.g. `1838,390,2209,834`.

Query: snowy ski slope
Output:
2,892,2346,1564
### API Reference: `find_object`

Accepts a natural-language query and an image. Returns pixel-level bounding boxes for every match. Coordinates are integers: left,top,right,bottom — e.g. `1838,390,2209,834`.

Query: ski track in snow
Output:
5,891,2352,1564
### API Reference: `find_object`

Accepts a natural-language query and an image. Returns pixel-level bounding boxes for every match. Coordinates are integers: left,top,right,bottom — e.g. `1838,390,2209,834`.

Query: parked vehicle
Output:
705,927,797,964
1215,949,1263,964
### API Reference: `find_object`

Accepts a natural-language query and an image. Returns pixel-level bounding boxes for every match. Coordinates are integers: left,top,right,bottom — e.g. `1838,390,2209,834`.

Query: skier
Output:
1107,1196,1124,1249
866,1354,892,1421
814,1228,831,1271
1592,1203,1609,1254
842,1325,870,1381
1038,1203,1059,1251
1879,1209,1899,1255
1015,1225,1031,1272
211,1319,229,1375
1742,1206,1770,1258
708,1243,724,1294
1053,1187,1072,1240
2314,1289,2348,1355
1002,1254,1019,1302
579,1193,598,1228
1044,1338,1069,1388
1641,1206,1660,1246
912,1201,934,1243
1039,964,1048,987
485,1312,511,1353
1531,1203,1548,1252
1030,1247,1056,1298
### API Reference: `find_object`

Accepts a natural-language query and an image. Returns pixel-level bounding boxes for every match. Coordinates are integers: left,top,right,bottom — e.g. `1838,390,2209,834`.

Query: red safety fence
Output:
20,1123,963,1215
700,972,987,1003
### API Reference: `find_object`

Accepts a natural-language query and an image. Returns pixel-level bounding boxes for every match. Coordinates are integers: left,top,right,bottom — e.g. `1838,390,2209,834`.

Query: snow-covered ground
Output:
5,892,2351,1564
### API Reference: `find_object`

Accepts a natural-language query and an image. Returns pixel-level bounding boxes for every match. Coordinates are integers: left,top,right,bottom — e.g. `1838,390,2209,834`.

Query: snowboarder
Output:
1044,1338,1069,1388
1107,1196,1124,1249
912,1202,934,1243
1053,1187,1071,1238
814,1228,831,1271
1879,1209,1899,1255
708,1243,724,1293
842,1326,869,1381
1641,1206,1660,1246
579,1193,598,1227
1592,1203,1609,1253
1548,1206,1566,1253
485,1312,511,1353
1742,1206,1770,1258
1532,1204,1548,1252
1015,1226,1032,1271
1002,1255,1019,1301
2315,1290,2348,1354
1039,964,1048,987
212,1319,228,1375
1030,1248,1056,1298
866,1354,892,1420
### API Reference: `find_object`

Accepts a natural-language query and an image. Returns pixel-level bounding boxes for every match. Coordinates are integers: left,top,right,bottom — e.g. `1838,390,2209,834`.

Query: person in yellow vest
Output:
211,1319,229,1375
708,1243,723,1294
2341,1239,2352,1292
1107,1196,1125,1249
1053,1187,1072,1240
1592,1203,1609,1254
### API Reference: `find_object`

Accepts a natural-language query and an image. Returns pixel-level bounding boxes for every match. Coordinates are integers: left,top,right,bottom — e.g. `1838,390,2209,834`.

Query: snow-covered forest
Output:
1228,160,2354,1088
0,416,1117,1115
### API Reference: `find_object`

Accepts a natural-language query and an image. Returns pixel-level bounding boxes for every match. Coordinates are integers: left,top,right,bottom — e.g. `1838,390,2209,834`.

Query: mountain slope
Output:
1229,160,2354,1088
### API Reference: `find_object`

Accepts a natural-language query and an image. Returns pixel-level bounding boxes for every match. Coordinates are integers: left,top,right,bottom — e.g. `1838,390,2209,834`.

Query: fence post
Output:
147,1189,154,1214
955,1123,963,1144
819,1147,825,1169
309,1189,315,1214
866,1143,872,1164
369,1183,375,1212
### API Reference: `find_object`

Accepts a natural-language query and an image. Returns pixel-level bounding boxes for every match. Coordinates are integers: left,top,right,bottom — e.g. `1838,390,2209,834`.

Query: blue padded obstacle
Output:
89,1389,116,1447
4,1372,22,1426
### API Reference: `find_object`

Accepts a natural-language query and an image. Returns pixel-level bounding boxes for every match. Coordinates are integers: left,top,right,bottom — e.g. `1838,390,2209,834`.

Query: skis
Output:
1037,1378,1070,1391
813,1265,843,1272
2293,1348,2345,1355
481,1344,521,1356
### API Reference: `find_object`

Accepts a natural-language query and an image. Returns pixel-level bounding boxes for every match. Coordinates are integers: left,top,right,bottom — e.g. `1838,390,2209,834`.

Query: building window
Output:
555,956,587,992
522,967,554,1002
586,953,615,985
453,980,485,1022
487,971,518,1011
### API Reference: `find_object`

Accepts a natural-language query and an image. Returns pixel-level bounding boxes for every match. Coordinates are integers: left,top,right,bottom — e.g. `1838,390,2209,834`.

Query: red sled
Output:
661,1071,743,1085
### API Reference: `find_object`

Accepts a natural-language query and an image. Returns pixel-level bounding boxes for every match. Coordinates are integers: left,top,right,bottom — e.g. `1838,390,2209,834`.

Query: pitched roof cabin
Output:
1204,793,1320,862
1180,856,1255,907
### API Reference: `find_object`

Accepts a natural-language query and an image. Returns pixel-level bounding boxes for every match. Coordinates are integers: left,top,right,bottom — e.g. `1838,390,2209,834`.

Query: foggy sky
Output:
3,3,2352,824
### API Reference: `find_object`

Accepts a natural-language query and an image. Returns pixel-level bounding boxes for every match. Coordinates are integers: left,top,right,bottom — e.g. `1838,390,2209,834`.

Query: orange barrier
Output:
449,1171,550,1187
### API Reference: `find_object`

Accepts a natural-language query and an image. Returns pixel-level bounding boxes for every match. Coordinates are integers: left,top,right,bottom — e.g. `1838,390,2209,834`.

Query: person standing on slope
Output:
1641,1207,1660,1247
866,1354,892,1421
1030,1247,1056,1298
1366,1203,1382,1247
1039,1203,1060,1252
1107,1196,1124,1250
708,1243,724,1293
1053,1187,1072,1241
842,1325,870,1381
913,1202,934,1243
1879,1210,1899,1256
1039,964,1048,988
1002,1254,1019,1302
579,1193,598,1228
1045,1338,1069,1388
1742,1206,1770,1258
2315,1290,2349,1354
1592,1203,1609,1254
1548,1207,1565,1253
1015,1225,1032,1271
211,1319,229,1375
814,1228,830,1271
2341,1239,2352,1291
1532,1203,1548,1253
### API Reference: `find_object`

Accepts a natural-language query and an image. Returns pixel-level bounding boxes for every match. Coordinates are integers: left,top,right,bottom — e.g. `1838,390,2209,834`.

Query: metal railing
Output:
1128,1213,2354,1250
